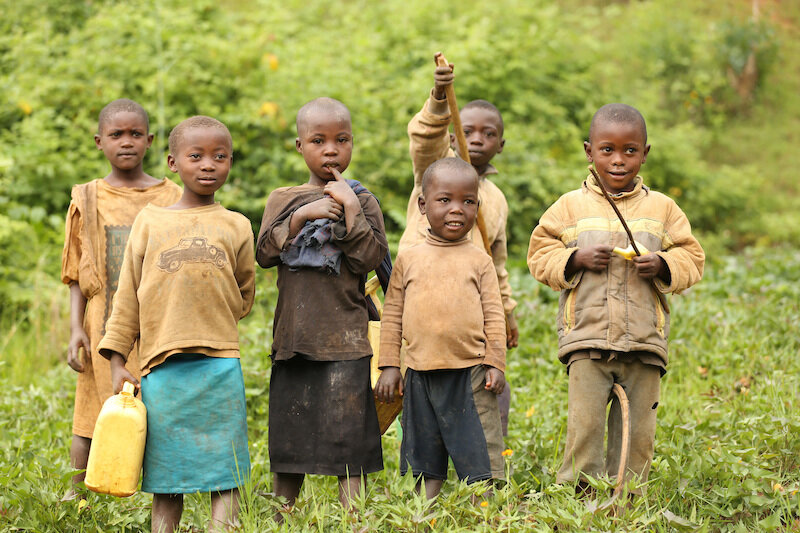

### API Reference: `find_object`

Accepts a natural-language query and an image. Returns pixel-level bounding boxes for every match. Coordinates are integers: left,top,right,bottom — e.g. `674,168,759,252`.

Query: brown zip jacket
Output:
527,175,704,365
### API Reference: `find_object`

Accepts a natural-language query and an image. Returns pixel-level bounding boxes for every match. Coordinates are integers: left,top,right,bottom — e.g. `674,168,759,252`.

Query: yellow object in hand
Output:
612,242,649,260
85,381,147,497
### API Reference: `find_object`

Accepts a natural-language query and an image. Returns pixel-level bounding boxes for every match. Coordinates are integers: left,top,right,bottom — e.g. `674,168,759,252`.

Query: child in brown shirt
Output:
60,98,181,498
376,157,507,499
256,98,388,514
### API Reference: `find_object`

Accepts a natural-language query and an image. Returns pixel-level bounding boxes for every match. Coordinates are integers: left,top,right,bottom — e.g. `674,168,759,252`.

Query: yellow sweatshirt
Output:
98,203,255,373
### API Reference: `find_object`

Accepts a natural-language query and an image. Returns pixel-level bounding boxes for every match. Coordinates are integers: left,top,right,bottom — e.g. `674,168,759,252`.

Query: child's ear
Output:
583,141,593,162
146,133,154,149
642,143,651,164
295,138,302,154
417,195,427,215
497,138,505,154
94,134,102,150
166,154,178,173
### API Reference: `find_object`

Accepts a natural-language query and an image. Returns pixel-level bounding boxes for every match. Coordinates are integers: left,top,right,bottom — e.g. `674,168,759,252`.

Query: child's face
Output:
418,168,479,241
94,111,153,171
296,113,353,186
167,128,232,203
451,107,504,170
584,121,650,194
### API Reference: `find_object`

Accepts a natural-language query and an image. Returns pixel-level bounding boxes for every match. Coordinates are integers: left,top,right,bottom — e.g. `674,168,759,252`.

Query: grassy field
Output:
1,246,799,532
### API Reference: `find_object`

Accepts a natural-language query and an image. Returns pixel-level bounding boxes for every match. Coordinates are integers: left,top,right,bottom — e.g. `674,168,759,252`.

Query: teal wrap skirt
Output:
140,354,250,494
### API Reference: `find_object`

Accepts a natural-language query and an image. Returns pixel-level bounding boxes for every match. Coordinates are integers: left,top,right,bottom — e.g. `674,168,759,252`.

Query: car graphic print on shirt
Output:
157,237,227,273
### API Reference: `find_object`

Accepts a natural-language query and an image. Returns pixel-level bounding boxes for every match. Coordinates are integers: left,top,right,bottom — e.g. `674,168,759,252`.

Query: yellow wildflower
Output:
502,449,513,457
480,501,488,507
525,405,535,417
774,483,784,493
259,101,279,118
430,518,437,526
18,101,32,115
263,53,279,71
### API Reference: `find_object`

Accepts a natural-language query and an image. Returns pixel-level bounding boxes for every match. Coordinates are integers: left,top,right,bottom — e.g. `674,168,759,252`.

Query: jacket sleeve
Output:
654,199,705,294
378,256,405,368
331,193,388,275
527,198,581,291
97,217,146,361
408,91,454,188
255,189,294,268
480,257,507,372
488,206,517,314
235,220,256,319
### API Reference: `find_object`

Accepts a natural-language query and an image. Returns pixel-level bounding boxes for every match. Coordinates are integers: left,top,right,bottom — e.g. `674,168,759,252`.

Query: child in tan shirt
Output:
98,116,254,532
60,98,181,498
376,157,506,499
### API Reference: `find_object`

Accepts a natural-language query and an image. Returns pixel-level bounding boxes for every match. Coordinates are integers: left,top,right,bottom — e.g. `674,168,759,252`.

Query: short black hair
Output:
168,116,232,154
421,157,479,195
296,97,351,135
589,103,647,143
98,98,149,133
461,99,504,135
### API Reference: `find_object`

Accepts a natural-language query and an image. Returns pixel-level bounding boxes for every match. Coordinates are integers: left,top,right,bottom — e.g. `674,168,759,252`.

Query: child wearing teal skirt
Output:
99,116,255,532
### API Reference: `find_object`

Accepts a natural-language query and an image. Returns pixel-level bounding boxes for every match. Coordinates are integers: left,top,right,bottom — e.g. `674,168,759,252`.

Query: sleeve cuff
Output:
654,252,677,293
425,91,451,118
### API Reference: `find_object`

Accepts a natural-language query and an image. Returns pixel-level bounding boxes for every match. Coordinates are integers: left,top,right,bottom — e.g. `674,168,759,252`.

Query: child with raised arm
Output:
527,104,704,494
376,157,507,499
399,58,517,434
60,98,181,498
256,98,387,513
97,116,255,532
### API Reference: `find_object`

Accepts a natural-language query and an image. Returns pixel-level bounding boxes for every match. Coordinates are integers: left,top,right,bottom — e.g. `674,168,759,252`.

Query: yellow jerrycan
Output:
85,381,147,497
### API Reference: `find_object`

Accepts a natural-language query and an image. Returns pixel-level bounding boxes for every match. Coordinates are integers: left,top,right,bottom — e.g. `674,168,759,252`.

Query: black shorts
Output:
400,365,504,482
268,356,383,476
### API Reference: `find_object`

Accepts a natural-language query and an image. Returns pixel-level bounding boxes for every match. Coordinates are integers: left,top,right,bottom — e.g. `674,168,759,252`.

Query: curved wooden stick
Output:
611,383,631,498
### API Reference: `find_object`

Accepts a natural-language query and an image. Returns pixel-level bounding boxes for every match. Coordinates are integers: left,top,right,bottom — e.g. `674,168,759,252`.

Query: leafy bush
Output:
0,0,787,317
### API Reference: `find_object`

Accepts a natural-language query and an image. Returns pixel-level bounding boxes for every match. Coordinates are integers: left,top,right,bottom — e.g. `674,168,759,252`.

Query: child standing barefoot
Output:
61,99,181,498
98,116,255,532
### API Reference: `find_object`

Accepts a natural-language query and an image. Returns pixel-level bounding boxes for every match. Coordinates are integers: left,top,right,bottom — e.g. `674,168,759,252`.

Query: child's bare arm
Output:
375,367,403,403
67,283,89,372
109,351,139,394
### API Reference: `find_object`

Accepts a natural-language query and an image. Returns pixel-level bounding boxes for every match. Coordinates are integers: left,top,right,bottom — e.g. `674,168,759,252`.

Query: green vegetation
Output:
2,0,799,530
2,247,800,531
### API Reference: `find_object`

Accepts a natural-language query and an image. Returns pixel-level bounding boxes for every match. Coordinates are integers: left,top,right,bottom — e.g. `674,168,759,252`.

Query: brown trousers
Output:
556,357,661,489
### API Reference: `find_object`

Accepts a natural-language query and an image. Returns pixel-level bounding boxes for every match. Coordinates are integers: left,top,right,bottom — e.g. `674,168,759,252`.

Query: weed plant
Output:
1,247,799,531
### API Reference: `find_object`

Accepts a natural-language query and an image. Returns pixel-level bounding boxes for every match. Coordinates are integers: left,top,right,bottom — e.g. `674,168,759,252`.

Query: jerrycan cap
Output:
121,381,136,396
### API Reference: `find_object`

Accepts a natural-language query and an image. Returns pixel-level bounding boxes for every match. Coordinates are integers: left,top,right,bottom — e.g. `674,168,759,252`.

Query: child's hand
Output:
109,352,140,395
323,168,359,212
374,367,403,404
297,197,344,222
484,366,506,395
432,57,454,100
67,327,90,372
574,244,613,272
633,253,667,280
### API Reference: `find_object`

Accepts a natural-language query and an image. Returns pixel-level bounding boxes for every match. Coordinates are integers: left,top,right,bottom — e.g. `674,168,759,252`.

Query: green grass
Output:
2,247,799,531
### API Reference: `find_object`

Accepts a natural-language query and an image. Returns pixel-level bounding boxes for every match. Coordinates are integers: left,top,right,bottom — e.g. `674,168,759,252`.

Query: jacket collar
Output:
425,230,471,247
583,174,649,200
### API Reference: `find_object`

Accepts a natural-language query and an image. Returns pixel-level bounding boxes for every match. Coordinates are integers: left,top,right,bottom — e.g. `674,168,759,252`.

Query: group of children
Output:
62,60,704,531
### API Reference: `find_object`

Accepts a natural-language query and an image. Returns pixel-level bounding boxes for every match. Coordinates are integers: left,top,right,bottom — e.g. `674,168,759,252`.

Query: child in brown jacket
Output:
60,98,181,498
527,104,705,493
376,157,507,499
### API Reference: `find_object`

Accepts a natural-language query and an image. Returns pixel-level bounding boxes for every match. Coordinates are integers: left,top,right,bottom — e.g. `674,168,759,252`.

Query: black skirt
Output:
268,356,383,476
